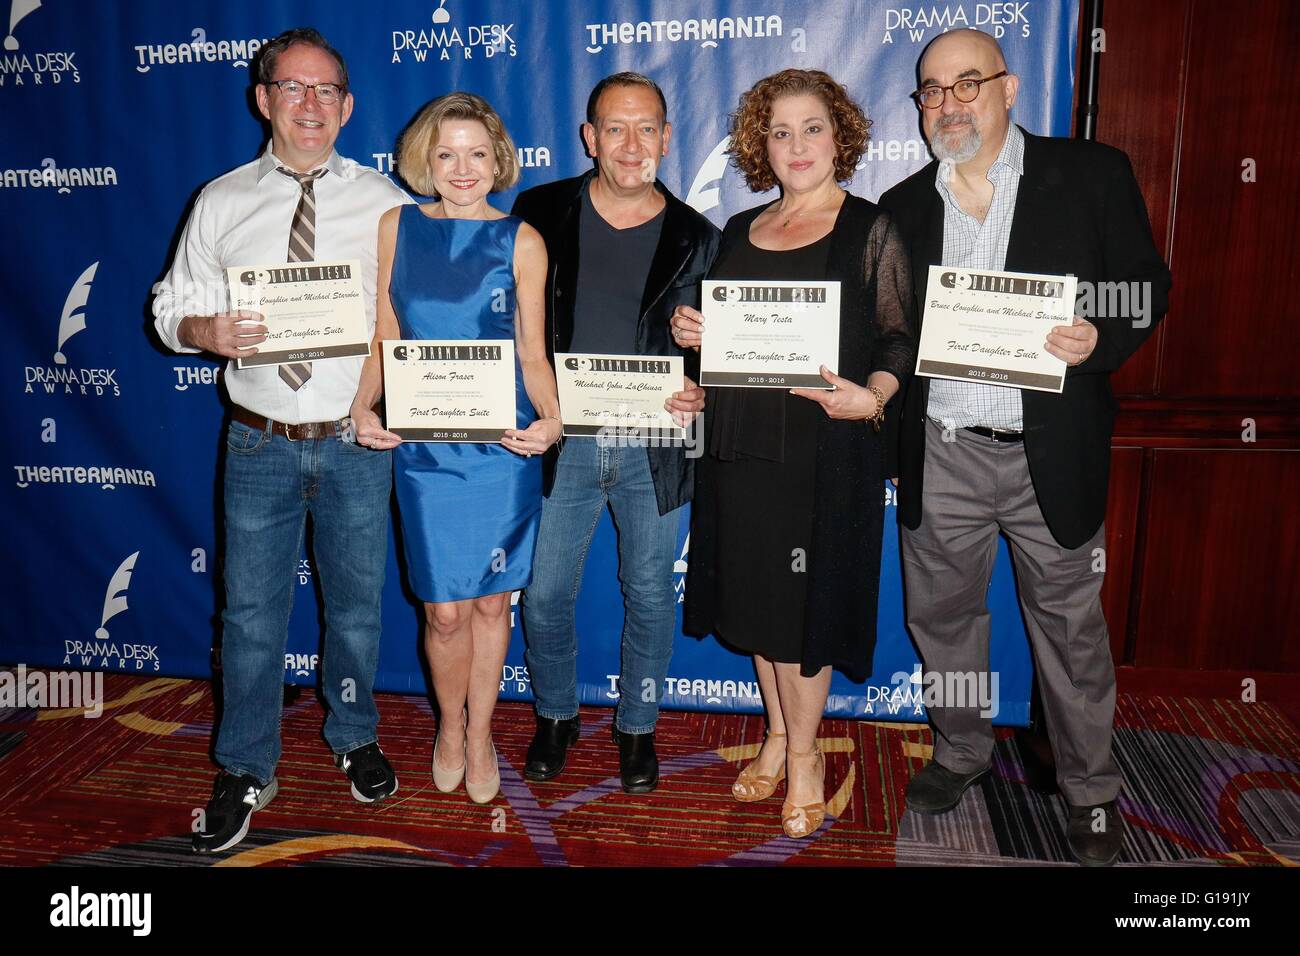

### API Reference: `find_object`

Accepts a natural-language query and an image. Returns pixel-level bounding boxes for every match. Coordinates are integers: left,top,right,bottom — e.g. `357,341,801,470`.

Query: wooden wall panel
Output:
1158,0,1300,398
1100,446,1144,665
1091,0,1300,686
1134,449,1300,670
1094,0,1188,397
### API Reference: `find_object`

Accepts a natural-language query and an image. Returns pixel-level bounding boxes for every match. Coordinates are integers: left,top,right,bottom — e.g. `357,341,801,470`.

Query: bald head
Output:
918,29,1007,86
913,29,1018,171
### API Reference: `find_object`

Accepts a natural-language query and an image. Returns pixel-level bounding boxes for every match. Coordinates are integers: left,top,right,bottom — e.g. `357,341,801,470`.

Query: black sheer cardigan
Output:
683,194,917,681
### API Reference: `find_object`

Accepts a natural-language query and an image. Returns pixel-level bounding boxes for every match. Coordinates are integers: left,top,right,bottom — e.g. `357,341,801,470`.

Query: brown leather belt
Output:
230,404,347,442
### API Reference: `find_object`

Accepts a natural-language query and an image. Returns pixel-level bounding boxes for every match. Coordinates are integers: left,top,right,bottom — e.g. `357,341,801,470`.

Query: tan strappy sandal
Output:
781,745,825,838
732,731,786,803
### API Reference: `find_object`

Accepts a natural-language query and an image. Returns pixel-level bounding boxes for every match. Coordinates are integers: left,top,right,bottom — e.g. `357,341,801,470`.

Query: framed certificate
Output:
382,339,516,442
915,266,1076,393
555,353,685,440
700,279,840,388
226,260,369,369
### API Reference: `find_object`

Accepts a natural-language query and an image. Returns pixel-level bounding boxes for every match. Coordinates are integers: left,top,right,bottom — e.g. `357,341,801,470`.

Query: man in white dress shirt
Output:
153,28,410,853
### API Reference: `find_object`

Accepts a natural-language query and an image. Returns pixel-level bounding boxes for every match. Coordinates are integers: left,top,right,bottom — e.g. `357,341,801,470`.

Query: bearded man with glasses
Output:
880,29,1171,866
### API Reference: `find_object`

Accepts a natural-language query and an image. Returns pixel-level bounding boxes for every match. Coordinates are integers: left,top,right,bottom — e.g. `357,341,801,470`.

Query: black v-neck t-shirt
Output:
569,186,666,355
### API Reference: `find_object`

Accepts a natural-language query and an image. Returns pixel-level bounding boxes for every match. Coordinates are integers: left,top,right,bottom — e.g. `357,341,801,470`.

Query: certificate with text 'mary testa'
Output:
700,279,841,389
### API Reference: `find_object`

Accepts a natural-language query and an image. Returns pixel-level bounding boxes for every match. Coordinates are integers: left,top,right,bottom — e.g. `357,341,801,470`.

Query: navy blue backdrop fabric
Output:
1,0,1079,724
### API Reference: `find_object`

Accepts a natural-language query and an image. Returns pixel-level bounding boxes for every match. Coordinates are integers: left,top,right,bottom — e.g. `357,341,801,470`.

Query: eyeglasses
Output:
265,79,345,105
911,71,1008,109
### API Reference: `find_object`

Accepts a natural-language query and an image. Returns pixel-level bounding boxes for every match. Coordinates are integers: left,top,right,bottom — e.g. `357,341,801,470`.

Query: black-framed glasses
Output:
264,79,345,105
911,71,1008,109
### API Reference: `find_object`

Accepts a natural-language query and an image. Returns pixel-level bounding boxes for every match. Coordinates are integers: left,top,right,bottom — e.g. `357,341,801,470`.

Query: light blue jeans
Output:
522,438,681,734
214,419,391,785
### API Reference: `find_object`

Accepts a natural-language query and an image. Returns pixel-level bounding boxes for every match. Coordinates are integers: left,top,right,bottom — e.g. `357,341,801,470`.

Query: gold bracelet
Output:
866,384,887,432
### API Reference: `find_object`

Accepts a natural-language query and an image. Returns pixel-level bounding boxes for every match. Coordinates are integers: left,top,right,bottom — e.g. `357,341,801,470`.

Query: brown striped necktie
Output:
277,166,327,391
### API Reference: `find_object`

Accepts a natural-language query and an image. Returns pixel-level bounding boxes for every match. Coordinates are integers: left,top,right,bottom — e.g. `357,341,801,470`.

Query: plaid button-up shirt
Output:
927,123,1026,431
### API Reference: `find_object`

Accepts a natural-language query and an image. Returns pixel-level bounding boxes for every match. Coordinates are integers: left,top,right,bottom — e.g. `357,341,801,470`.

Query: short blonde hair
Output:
397,92,519,196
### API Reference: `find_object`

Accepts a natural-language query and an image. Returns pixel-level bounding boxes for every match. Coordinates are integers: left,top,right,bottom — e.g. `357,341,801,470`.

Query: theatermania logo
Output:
23,261,122,398
133,27,270,74
0,0,80,86
391,1,518,64
0,156,118,192
583,14,784,54
372,144,551,177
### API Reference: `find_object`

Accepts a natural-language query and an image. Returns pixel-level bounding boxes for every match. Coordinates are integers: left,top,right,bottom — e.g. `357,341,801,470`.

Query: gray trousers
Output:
901,418,1121,806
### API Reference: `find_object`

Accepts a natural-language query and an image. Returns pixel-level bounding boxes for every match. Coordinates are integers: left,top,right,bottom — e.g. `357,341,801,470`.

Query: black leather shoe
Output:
904,759,991,814
524,715,580,781
1067,800,1124,866
611,726,658,794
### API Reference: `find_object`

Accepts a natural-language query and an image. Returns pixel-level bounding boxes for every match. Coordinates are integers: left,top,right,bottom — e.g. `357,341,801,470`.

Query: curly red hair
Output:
727,69,872,193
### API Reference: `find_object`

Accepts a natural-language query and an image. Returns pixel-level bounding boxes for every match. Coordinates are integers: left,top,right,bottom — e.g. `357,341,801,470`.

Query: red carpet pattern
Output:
0,672,1297,866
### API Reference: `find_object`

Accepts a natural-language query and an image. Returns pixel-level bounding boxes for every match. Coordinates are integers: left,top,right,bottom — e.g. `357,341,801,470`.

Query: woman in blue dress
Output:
350,93,561,804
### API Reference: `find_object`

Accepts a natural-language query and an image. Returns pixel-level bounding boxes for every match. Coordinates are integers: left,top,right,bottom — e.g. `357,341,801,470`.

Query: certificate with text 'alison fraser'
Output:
382,340,516,442
226,260,369,369
700,279,840,388
555,353,685,440
916,265,1074,393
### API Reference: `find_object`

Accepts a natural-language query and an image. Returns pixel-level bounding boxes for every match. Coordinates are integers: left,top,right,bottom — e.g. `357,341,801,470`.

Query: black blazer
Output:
880,127,1172,549
511,171,721,515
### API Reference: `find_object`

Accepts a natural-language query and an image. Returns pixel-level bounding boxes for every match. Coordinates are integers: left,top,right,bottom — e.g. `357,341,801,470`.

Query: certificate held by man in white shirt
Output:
225,260,371,369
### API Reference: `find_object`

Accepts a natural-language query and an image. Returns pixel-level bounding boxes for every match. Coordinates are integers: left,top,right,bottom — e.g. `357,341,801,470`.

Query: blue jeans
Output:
214,419,392,785
522,438,681,734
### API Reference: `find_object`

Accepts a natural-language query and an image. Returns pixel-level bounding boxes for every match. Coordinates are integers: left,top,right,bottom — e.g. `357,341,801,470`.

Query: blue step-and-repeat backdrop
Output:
1,0,1079,724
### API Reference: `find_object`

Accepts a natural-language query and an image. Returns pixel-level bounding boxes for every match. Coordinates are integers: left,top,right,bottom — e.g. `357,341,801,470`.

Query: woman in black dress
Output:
674,69,916,838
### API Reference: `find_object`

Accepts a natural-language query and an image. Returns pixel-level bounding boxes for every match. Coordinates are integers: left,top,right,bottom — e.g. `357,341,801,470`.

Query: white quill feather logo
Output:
685,137,731,216
54,261,97,365
96,551,139,640
4,0,40,51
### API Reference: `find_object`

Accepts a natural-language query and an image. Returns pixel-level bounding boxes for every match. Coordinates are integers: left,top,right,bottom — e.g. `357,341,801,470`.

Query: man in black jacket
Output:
880,30,1171,865
511,73,720,792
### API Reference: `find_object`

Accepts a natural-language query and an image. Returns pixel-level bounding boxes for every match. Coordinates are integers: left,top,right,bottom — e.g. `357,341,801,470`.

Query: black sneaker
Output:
191,771,278,854
335,742,398,803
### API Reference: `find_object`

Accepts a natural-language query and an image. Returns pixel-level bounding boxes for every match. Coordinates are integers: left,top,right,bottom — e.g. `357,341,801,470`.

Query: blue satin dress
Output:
389,205,541,603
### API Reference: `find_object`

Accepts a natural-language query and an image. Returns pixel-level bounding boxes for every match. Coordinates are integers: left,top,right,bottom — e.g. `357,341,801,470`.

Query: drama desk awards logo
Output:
1,0,80,86
391,1,518,64
63,550,161,672
23,261,122,397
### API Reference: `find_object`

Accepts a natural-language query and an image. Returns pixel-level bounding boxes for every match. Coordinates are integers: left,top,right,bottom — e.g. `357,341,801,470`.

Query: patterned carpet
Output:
0,671,1297,867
